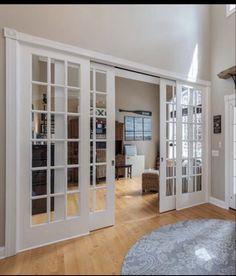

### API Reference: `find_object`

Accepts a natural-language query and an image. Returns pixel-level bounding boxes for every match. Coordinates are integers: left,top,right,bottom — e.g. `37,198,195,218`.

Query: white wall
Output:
210,5,236,201
115,77,159,169
0,4,211,246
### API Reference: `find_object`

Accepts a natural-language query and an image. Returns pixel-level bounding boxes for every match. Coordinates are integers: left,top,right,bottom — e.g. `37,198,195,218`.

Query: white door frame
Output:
4,27,211,258
225,93,236,209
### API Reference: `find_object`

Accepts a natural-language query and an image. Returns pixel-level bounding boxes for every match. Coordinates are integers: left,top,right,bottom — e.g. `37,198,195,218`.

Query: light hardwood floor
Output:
0,176,235,275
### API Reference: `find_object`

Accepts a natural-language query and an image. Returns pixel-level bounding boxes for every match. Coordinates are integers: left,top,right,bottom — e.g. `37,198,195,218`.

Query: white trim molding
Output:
0,247,5,260
3,27,211,87
209,197,227,209
224,94,236,209
115,68,160,85
5,31,19,257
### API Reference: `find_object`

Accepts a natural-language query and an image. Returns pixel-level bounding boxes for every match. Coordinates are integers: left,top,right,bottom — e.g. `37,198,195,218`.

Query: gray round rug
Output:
122,219,236,275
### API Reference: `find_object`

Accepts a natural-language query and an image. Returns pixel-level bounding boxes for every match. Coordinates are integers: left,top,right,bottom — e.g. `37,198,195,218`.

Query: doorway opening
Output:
114,72,160,225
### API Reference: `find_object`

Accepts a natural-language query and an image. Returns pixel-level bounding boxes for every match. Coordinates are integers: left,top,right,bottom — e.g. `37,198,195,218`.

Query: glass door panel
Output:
18,45,90,251
176,83,205,210
89,63,115,230
160,80,177,212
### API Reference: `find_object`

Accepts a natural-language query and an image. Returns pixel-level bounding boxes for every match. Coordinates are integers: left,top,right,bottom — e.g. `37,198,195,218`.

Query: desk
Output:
115,165,132,180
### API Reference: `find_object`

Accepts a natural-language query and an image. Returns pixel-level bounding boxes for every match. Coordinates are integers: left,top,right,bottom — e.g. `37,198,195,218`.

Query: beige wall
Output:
115,77,159,169
0,4,211,246
210,5,236,201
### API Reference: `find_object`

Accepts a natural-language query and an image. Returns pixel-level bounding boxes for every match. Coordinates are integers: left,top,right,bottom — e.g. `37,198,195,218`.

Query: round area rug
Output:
122,219,236,275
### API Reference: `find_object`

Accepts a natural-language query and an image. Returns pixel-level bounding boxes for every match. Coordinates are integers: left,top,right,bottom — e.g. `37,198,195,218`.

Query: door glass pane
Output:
32,143,47,167
95,189,107,210
68,63,80,87
96,165,106,186
181,87,189,105
96,118,106,140
182,142,189,158
32,198,48,225
32,55,47,83
67,167,79,191
32,112,48,139
195,90,202,106
51,141,65,166
68,116,79,139
90,165,94,186
51,87,65,112
182,177,188,193
67,193,79,217
194,107,202,123
182,123,189,140
51,59,65,85
90,70,93,90
166,104,176,122
50,196,65,222
182,159,188,176
166,85,173,102
96,93,107,117
96,71,106,92
166,142,173,159
166,178,173,196
51,114,65,139
68,89,80,113
196,175,202,191
32,84,47,111
96,142,106,163
50,168,65,194
166,123,176,140
68,142,79,165
32,170,47,196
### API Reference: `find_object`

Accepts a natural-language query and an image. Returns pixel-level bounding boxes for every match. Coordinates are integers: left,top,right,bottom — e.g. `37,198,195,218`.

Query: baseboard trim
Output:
0,247,5,260
209,197,227,209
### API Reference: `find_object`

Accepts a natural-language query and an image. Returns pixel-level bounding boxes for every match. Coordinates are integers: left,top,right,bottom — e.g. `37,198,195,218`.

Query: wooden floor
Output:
0,176,235,275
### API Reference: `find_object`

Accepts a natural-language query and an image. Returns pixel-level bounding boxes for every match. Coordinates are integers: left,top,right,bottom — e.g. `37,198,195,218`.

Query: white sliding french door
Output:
89,63,115,231
159,79,177,212
176,83,206,210
17,44,115,251
160,79,206,212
